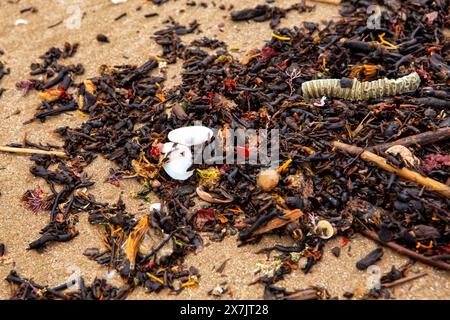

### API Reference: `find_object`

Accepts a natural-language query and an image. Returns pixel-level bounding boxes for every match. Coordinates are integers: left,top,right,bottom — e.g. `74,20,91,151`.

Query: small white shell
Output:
385,145,420,167
15,19,28,26
149,203,162,212
315,220,334,239
168,126,213,146
196,186,234,204
162,143,193,180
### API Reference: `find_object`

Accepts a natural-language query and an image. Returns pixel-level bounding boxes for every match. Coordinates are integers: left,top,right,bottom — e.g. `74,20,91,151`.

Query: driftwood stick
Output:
253,209,303,236
312,0,341,5
0,146,67,158
284,289,322,300
383,272,427,288
332,141,450,198
360,229,450,271
368,127,450,152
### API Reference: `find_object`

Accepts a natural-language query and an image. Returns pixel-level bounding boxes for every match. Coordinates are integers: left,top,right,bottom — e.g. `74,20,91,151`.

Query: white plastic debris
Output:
158,61,167,69
149,203,162,212
111,0,128,4
161,142,194,180
104,270,116,280
168,126,213,146
15,19,28,26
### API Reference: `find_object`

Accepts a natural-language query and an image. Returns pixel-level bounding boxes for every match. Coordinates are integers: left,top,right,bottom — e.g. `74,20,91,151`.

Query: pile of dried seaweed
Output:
230,1,315,29
6,0,450,299
0,49,10,98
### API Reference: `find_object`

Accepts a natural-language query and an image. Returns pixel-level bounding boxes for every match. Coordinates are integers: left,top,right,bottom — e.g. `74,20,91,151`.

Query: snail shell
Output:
315,220,334,239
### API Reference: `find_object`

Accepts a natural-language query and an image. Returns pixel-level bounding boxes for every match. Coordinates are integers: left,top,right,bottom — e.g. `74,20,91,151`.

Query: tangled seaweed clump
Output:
2,0,449,299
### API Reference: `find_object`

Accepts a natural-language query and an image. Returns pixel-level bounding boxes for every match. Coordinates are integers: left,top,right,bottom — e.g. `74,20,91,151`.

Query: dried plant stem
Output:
284,289,321,300
368,127,450,152
312,0,341,5
360,229,450,271
383,272,427,288
0,146,67,158
332,141,450,198
253,209,303,236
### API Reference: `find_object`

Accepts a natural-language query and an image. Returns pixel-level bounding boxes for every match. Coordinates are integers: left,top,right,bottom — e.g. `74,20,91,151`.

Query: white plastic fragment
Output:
149,203,162,212
168,126,213,146
111,0,128,4
15,19,28,25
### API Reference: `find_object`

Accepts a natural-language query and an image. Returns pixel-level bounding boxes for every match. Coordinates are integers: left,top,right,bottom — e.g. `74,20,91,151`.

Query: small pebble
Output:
96,34,110,43
331,246,340,257
343,291,354,299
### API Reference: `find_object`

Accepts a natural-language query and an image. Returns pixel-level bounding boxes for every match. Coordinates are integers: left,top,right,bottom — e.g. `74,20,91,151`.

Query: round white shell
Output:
316,220,334,239
168,126,213,146
162,143,194,180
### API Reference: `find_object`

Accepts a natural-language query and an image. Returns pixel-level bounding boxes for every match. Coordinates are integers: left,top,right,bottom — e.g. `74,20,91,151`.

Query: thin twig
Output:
311,0,341,5
383,273,427,288
360,229,450,271
0,146,67,158
253,209,304,236
332,141,450,198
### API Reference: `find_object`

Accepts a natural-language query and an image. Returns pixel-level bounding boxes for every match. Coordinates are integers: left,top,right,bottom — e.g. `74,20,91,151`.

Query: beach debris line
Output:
0,53,10,98
6,270,130,300
6,0,449,300
230,2,315,29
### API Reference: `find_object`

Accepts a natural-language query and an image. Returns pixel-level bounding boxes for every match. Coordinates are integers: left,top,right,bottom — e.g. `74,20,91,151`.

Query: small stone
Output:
256,169,279,191
343,291,354,299
285,196,303,209
151,179,161,189
331,246,340,257
96,34,110,43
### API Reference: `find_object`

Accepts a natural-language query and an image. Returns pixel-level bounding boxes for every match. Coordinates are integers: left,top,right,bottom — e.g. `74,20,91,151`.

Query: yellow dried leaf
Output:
125,215,150,270
156,93,166,102
84,80,96,94
37,88,64,102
